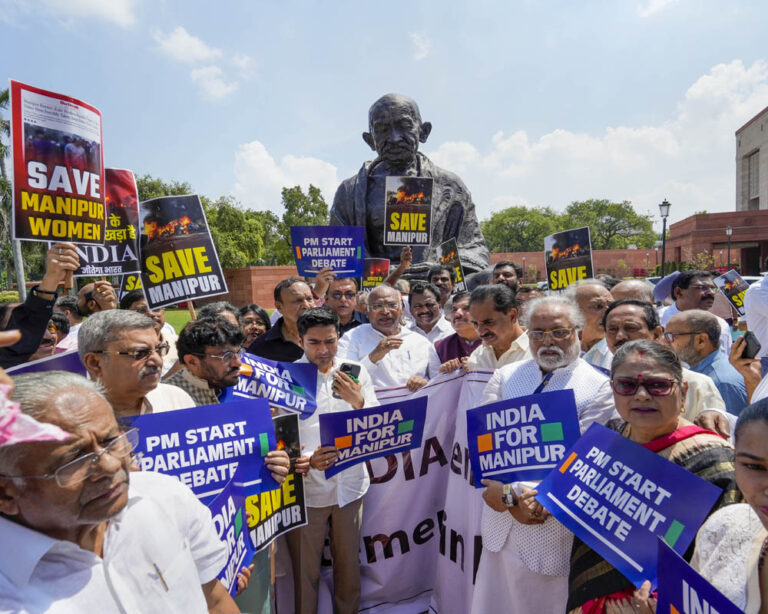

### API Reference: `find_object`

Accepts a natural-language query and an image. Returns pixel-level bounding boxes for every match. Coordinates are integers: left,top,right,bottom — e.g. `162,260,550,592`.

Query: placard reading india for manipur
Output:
318,396,427,478
383,176,433,246
290,226,365,278
438,237,467,292
713,269,750,316
535,423,722,587
466,389,581,487
138,194,228,309
545,226,594,291
10,80,105,244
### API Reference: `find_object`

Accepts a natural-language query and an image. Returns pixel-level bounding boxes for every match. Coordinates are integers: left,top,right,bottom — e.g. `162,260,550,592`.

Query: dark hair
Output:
735,398,768,443
611,339,683,384
274,277,307,304
469,284,518,312
602,299,660,330
517,286,541,297
680,309,721,349
119,290,145,311
493,260,523,279
238,304,271,331
297,307,340,337
50,312,70,336
54,295,79,313
197,301,239,320
671,270,712,295
445,291,470,315
408,281,441,305
428,264,456,284
595,273,622,290
177,317,245,364
466,269,493,292
328,277,359,292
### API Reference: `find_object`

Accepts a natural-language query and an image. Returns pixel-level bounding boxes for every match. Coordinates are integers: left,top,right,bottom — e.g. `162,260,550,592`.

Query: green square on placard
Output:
234,508,243,536
259,432,269,456
357,246,362,258
397,420,414,434
540,421,564,442
291,384,305,395
663,520,685,547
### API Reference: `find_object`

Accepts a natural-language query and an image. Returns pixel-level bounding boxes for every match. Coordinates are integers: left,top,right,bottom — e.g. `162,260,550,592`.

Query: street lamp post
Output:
726,226,733,269
659,199,671,276
522,256,526,283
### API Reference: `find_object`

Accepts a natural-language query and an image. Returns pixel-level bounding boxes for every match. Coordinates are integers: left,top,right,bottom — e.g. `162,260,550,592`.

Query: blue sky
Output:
3,0,768,233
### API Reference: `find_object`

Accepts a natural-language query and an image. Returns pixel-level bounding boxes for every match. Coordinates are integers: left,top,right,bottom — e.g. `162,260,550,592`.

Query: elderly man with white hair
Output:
472,295,618,614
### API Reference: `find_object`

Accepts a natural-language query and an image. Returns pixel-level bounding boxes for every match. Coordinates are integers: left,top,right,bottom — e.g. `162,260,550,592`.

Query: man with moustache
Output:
491,261,522,291
407,281,454,344
324,277,368,336
120,290,178,376
566,279,613,370
436,292,481,365
427,264,456,309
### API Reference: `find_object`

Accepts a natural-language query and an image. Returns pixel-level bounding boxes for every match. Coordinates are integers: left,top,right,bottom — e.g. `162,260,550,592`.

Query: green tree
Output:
561,199,656,249
135,174,192,201
202,196,266,268
271,185,329,265
481,206,564,252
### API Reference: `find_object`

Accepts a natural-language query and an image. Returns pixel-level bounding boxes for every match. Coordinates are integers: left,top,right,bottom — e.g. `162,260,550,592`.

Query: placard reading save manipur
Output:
319,396,427,478
466,389,581,487
290,226,364,278
438,237,466,292
713,269,750,316
656,540,741,614
384,176,433,247
11,80,105,244
535,423,722,588
545,226,594,291
138,194,228,309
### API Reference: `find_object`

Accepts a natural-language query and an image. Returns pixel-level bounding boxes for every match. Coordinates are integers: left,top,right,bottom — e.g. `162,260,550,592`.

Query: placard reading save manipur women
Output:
138,195,228,309
656,540,741,614
714,269,750,316
535,423,722,588
318,396,427,478
545,226,594,291
10,80,105,244
129,399,277,505
438,237,467,292
384,176,433,246
290,226,365,278
466,389,581,487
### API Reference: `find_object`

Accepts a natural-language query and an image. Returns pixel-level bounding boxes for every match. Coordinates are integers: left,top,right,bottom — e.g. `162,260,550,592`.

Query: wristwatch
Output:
502,483,517,507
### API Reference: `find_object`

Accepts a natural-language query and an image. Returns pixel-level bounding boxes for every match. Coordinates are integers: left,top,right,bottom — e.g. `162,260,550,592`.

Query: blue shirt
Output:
690,349,748,415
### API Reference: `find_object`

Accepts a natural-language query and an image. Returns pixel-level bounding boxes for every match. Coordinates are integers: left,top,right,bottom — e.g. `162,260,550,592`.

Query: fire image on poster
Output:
383,176,433,246
138,195,228,309
545,226,594,291
713,269,750,316
73,168,140,276
438,237,466,292
361,258,390,291
10,80,105,244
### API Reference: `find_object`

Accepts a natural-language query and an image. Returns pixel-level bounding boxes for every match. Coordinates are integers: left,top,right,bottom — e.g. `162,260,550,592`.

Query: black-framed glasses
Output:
0,429,139,487
369,302,400,311
194,349,241,363
611,377,678,397
529,328,574,341
330,292,357,301
93,343,170,361
662,331,699,343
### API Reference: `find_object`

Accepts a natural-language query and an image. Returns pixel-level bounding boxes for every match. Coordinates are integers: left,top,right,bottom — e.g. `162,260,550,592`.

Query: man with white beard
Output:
471,295,617,614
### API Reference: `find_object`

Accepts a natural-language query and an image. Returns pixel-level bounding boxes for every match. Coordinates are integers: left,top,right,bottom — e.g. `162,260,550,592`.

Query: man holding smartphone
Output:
288,307,379,614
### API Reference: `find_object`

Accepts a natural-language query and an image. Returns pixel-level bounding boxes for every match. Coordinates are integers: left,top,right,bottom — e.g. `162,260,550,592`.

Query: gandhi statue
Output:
329,94,489,277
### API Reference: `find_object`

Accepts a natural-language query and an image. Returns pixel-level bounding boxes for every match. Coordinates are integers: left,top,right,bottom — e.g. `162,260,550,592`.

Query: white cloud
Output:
426,59,768,224
409,31,431,61
153,26,222,64
232,141,339,210
1,0,137,27
637,0,679,18
231,54,255,77
190,66,238,100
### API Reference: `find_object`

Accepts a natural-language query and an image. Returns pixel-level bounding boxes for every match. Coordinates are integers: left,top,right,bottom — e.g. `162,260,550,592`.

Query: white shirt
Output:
465,331,531,372
337,324,441,390
751,373,768,404
582,338,612,371
744,275,768,358
660,302,732,358
407,316,454,345
0,472,226,614
55,323,81,351
144,382,195,414
297,356,379,508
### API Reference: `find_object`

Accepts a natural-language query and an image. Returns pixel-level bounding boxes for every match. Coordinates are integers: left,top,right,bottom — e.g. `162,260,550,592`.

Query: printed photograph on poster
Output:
383,176,433,246
10,80,105,245
361,258,390,291
438,237,466,292
290,225,365,278
138,194,228,309
713,269,749,315
545,226,594,291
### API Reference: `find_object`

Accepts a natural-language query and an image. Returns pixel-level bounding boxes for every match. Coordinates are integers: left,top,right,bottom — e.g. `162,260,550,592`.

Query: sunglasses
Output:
611,376,678,397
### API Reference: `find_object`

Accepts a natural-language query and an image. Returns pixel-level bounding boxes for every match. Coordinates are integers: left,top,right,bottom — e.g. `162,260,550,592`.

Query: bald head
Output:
611,280,654,304
363,94,432,170
368,94,422,126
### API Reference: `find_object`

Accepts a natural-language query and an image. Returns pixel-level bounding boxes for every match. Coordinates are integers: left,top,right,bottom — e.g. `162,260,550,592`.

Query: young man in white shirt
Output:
286,307,379,614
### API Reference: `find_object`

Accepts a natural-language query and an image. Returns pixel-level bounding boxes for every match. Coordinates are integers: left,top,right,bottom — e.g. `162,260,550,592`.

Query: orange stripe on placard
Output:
559,452,578,473
670,606,680,614
295,246,302,259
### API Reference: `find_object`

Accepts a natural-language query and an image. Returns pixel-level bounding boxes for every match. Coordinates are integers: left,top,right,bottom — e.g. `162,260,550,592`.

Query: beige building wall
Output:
736,104,768,211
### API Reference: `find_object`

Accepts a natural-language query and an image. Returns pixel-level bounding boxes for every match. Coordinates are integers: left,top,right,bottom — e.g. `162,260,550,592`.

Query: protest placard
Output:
383,176,433,247
535,423,722,587
656,540,741,614
290,226,365,278
5,349,87,377
129,399,276,504
71,168,140,276
713,269,750,316
319,396,427,478
466,389,581,487
361,258,390,291
138,195,228,309
221,352,318,419
438,237,466,292
10,80,105,244
545,226,594,291
119,272,142,300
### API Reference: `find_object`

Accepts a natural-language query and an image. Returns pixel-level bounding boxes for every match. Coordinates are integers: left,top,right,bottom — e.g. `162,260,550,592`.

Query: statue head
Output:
362,94,433,171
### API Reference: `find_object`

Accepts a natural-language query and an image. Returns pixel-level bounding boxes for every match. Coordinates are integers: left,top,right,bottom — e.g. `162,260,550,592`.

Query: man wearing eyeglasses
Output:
407,281,454,344
566,279,614,369
120,290,179,377
324,278,368,336
0,371,241,613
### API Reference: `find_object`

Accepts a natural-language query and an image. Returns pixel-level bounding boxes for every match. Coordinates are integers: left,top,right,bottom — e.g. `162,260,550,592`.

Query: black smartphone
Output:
333,362,362,398
742,330,762,360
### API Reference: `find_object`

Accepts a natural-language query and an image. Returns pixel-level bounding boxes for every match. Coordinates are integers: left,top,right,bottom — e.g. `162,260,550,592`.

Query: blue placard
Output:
535,423,722,588
129,399,277,505
290,225,365,278
6,350,87,376
656,539,742,613
220,353,318,419
466,389,581,487
318,397,427,478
